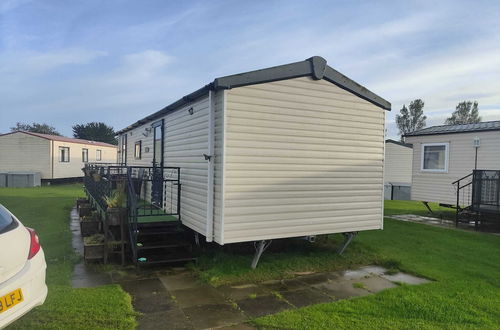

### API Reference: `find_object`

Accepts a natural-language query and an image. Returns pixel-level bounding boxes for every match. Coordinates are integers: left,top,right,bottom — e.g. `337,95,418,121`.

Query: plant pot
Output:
92,173,101,182
106,207,126,226
80,220,100,237
79,204,92,217
84,243,104,261
76,198,89,209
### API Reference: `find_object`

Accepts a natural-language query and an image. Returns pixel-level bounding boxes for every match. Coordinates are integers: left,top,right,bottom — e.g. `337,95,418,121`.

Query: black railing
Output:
83,163,181,219
471,170,500,212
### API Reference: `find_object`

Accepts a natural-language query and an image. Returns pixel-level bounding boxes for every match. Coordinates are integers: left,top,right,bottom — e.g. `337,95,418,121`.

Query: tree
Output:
10,122,61,135
445,101,481,125
395,99,426,141
72,122,117,145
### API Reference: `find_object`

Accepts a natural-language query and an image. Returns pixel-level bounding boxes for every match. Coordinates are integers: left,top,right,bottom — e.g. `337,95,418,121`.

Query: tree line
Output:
9,122,118,145
396,100,481,141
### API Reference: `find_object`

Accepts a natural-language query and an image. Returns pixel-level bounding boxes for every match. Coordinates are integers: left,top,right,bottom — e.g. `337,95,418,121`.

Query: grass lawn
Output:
0,184,137,330
253,202,500,329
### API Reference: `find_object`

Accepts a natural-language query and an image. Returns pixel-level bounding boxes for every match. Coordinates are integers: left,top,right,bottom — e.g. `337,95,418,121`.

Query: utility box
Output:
6,172,42,188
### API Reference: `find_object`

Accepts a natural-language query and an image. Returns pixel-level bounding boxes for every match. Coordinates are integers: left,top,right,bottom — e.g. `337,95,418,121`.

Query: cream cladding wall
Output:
384,142,413,184
52,141,117,179
221,77,385,244
406,131,500,205
123,96,212,237
0,133,51,178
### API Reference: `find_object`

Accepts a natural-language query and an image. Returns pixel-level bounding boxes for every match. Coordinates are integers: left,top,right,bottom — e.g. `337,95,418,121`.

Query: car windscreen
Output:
0,205,16,234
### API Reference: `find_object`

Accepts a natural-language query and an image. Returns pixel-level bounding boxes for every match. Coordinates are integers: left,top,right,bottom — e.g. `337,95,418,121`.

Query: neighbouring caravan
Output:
0,131,117,180
115,56,391,248
405,121,500,205
384,139,413,200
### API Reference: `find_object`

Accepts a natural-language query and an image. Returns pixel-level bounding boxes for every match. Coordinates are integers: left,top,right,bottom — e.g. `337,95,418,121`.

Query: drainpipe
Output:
205,90,215,242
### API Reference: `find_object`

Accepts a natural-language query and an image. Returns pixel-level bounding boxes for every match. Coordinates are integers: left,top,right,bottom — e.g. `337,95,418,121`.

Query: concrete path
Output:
69,207,430,329
70,207,112,288
117,266,429,330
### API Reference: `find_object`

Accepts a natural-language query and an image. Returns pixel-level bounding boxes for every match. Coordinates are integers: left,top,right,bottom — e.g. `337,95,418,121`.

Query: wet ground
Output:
71,207,431,329
389,214,500,234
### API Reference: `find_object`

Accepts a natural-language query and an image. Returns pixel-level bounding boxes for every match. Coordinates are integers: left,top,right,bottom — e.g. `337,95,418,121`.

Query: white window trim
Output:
421,142,449,173
96,149,102,161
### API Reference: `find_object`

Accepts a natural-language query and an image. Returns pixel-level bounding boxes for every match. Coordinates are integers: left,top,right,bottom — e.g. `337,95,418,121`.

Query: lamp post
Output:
473,136,480,170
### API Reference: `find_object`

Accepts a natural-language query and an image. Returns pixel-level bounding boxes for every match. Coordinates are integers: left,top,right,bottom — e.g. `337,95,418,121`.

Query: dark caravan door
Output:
151,120,164,207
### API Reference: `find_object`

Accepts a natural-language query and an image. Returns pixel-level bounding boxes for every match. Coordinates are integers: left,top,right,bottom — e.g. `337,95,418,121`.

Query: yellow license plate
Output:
0,289,24,314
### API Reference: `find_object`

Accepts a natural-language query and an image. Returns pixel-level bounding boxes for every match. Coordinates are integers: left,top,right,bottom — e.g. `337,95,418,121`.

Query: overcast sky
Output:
1,0,499,139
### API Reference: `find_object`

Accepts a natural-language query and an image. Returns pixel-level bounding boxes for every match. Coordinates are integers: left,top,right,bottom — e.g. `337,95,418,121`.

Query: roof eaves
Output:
385,139,413,148
323,66,391,110
404,127,500,137
116,56,391,134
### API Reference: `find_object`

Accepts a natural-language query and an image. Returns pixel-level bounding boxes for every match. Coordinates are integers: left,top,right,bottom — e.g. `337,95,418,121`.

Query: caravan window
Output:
59,147,70,162
421,143,449,172
82,148,88,162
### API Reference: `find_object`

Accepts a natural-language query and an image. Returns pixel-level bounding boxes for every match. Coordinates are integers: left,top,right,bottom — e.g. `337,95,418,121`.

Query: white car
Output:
0,204,47,328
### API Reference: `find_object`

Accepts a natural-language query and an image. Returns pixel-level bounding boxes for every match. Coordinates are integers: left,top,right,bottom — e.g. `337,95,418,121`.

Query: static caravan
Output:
405,121,500,206
0,131,118,181
111,56,390,264
384,139,413,200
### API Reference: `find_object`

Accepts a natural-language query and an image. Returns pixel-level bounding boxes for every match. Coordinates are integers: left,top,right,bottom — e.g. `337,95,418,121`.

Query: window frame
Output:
96,149,102,161
421,142,449,173
134,141,142,160
82,148,88,163
59,146,70,163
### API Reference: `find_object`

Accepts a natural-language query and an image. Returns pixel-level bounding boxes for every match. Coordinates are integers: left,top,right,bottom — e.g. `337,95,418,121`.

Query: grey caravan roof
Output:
385,139,413,148
117,56,391,134
405,121,500,137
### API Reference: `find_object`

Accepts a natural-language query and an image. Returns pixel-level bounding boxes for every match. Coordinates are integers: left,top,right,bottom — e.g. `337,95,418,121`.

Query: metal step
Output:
136,250,196,266
136,242,191,250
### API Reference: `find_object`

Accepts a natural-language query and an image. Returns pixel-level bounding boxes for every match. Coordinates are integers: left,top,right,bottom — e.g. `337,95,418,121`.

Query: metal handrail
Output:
452,172,473,185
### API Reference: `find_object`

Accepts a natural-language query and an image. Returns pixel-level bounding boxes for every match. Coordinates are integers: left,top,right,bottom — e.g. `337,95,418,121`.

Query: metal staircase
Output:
84,163,196,266
452,170,500,228
125,166,196,266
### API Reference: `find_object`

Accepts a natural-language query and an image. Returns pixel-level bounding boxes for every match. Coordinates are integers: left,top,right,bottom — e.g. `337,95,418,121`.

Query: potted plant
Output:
80,211,101,236
76,197,89,209
92,172,101,182
79,203,92,217
104,184,127,226
84,234,105,261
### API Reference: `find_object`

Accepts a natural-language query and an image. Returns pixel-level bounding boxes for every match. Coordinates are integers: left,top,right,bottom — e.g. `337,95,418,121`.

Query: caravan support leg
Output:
338,232,357,255
251,240,272,269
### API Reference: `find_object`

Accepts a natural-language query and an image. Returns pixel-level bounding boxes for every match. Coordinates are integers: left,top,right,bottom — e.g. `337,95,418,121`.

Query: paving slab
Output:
296,273,334,285
120,278,175,313
218,284,272,301
138,309,194,330
312,279,371,300
71,263,112,288
171,286,227,308
358,265,387,276
340,269,372,281
218,323,256,330
259,277,307,292
381,272,431,285
357,276,398,293
182,303,247,329
236,295,293,318
280,288,333,308
160,273,202,291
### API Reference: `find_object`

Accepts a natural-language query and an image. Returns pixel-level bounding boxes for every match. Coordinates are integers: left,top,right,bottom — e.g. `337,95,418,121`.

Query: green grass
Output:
0,184,137,329
254,202,500,329
191,237,384,287
384,200,456,219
